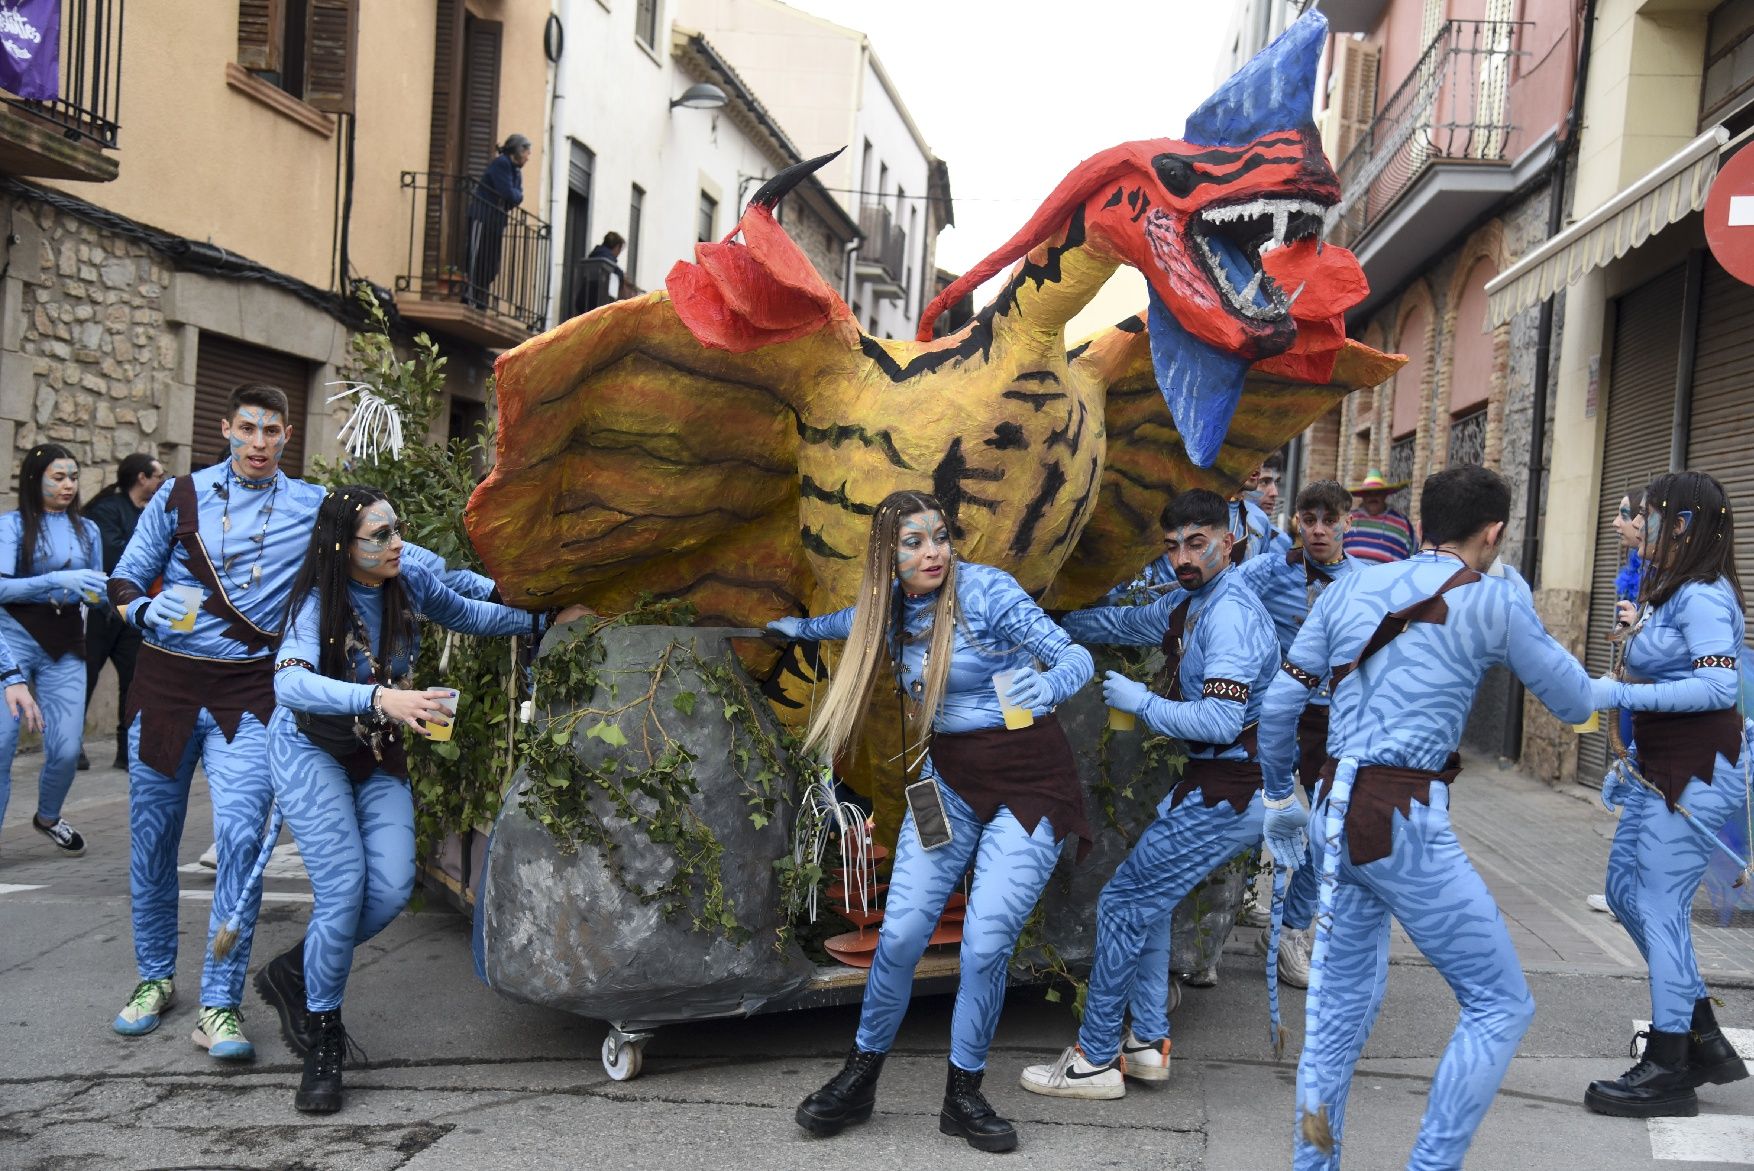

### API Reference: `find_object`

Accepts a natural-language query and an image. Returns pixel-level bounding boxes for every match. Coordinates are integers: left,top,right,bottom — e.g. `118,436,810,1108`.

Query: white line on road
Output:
1648,1115,1754,1165
178,890,312,904
0,883,46,895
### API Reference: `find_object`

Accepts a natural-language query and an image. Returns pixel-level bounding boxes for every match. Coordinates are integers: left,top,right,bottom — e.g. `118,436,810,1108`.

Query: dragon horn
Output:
211,804,285,961
748,148,844,212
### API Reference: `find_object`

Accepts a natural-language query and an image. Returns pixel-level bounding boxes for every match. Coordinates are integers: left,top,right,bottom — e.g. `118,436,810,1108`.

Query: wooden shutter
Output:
1322,39,1379,166
460,16,503,185
303,0,359,114
1578,265,1687,780
425,0,465,276
237,0,283,72
193,335,311,478
1684,256,1754,650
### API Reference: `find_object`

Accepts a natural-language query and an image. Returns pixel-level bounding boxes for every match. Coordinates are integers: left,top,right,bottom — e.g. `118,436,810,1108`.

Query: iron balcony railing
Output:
0,0,124,150
398,171,553,334
1329,19,1529,250
857,202,907,285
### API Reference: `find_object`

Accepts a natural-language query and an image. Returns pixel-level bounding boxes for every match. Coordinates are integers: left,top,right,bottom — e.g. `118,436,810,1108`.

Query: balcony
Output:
0,0,123,183
395,171,553,351
1329,20,1545,313
856,202,907,302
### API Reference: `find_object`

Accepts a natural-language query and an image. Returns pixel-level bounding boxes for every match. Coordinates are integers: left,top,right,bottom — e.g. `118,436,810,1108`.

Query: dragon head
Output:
920,11,1366,467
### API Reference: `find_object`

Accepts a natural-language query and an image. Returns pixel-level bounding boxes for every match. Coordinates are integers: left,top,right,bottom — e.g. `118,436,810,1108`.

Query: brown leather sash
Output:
1153,596,1193,699
1296,702,1332,795
1314,753,1463,866
3,602,82,659
1169,755,1263,816
930,712,1093,862
1631,708,1742,811
1329,565,1481,689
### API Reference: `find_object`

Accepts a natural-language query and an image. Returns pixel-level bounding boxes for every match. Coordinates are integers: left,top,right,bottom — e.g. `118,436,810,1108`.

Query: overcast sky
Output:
785,0,1235,297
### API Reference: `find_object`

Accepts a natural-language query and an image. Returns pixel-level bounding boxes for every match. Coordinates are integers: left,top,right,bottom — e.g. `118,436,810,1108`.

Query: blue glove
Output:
1102,670,1151,715
1004,666,1054,710
1263,801,1310,870
1599,768,1633,813
1589,674,1618,712
766,616,804,639
136,589,192,632
46,568,108,600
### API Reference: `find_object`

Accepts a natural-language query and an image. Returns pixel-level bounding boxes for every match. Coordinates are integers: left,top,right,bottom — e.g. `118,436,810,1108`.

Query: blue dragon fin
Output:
1184,10,1327,146
1150,286,1250,469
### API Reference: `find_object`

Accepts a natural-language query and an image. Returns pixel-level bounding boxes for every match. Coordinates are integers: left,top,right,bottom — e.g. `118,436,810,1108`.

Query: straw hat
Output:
1348,469,1408,493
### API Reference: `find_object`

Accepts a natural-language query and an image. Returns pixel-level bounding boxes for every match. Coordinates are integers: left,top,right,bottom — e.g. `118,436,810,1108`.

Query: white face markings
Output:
1298,507,1346,563
1162,523,1232,589
40,458,78,510
222,405,290,479
895,509,951,594
350,500,405,579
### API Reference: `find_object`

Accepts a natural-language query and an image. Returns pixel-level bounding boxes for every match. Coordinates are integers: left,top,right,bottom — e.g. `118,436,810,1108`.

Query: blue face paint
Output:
40,458,79,512
1162,524,1230,589
895,510,951,596
223,405,290,480
350,501,404,581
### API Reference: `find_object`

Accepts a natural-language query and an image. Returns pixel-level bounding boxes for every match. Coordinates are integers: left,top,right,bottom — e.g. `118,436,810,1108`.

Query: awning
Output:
1483,126,1731,327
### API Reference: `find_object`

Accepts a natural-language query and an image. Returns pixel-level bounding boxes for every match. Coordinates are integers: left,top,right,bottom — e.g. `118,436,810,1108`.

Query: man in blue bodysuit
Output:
1019,488,1278,1099
1234,479,1362,988
1257,466,1597,1169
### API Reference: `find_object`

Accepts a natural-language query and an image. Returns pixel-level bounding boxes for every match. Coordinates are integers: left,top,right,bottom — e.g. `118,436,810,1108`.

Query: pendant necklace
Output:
216,468,279,592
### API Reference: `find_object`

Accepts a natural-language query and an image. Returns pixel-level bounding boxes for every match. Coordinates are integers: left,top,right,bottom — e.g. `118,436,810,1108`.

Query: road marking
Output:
176,851,307,882
178,890,312,905
1634,1020,1754,1059
1648,1115,1754,1164
0,883,47,895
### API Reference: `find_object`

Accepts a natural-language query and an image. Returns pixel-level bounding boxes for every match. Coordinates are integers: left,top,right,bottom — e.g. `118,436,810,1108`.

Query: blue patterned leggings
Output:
854,782,1060,1072
1078,789,1263,1065
127,710,272,1008
270,723,416,1012
1298,781,1531,1171
0,639,85,831
1605,771,1749,1032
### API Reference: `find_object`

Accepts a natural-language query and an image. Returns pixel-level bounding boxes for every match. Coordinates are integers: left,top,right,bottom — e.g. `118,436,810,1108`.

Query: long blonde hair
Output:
801,491,959,767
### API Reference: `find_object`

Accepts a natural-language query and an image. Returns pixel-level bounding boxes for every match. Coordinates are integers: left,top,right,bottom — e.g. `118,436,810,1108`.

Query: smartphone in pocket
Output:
905,778,954,851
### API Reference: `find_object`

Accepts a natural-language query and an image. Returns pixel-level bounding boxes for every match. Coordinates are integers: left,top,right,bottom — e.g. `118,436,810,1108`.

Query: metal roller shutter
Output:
192,334,310,477
1684,257,1754,649
1578,265,1687,782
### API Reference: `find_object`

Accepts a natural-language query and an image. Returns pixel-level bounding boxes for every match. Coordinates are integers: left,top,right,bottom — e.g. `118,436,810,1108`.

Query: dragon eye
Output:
1152,154,1197,198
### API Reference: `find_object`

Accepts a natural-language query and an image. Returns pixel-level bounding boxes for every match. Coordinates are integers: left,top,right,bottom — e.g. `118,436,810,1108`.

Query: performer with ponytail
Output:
768,490,1092,1153
255,486,582,1114
0,443,104,853
1257,466,1597,1169
1586,470,1750,1118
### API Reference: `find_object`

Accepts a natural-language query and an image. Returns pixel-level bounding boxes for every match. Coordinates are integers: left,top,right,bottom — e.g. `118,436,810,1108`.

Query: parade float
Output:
424,12,1402,1080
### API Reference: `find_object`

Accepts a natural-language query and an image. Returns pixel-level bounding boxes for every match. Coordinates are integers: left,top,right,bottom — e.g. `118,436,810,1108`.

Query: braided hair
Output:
283,485,416,680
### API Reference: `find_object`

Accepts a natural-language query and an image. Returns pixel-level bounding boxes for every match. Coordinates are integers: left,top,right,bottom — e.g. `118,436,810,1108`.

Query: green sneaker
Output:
192,1006,256,1061
112,978,175,1036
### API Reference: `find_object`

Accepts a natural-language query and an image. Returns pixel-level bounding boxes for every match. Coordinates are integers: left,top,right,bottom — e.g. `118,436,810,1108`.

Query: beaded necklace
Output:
215,467,279,592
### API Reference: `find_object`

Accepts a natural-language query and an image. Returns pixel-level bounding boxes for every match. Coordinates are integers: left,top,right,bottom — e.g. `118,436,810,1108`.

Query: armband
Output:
1693,655,1737,671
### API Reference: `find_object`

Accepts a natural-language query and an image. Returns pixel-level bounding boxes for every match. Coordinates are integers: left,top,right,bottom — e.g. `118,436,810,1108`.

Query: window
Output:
1702,0,1754,126
635,0,659,48
560,143,595,320
628,185,644,287
698,192,718,243
1388,435,1415,515
860,139,874,196
237,0,359,112
1447,408,1488,469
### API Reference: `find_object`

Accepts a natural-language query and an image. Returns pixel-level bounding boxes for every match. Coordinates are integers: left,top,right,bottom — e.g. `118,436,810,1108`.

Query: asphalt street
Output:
2,744,1752,1170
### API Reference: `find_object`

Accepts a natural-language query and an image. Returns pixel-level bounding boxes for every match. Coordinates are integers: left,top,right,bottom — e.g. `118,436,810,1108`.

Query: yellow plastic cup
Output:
82,589,102,606
424,689,461,742
1108,706,1137,733
170,584,203,633
993,671,1035,731
1571,710,1601,734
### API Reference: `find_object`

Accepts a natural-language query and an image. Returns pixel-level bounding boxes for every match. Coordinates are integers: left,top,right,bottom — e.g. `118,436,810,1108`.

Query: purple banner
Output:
0,1,59,103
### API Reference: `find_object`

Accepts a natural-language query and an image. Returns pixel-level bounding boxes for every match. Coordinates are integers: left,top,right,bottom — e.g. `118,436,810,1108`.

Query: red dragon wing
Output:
1041,319,1404,609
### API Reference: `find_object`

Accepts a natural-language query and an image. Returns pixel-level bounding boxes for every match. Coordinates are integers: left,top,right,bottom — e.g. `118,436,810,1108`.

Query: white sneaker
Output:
1277,928,1311,989
1184,964,1219,988
1120,1030,1171,1083
1240,902,1272,929
198,843,218,870
1019,1045,1125,1100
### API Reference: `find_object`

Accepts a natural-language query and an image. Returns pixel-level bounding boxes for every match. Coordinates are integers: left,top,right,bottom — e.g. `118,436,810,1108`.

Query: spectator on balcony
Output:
465,134,532,310
1343,470,1416,564
573,232,625,316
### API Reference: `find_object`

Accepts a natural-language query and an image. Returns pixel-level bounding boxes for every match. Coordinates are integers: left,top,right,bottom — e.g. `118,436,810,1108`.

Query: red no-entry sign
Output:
1705,145,1754,287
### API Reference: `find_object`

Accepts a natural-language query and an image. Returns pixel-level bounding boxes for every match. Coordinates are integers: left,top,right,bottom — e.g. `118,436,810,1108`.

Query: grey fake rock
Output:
478,625,813,1031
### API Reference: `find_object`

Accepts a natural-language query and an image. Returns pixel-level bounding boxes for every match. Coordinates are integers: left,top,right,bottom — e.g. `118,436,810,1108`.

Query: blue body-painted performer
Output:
1585,470,1751,1118
84,453,166,772
1104,464,1286,607
1257,466,1597,1170
1234,479,1362,989
0,444,104,855
252,486,572,1113
768,491,1093,1153
1019,488,1278,1100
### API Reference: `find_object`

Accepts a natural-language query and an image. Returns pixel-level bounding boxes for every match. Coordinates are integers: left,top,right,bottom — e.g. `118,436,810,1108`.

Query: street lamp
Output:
671,83,728,111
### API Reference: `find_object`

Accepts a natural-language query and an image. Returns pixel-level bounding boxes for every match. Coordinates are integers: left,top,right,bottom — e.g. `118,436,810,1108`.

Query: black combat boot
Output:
255,943,315,1055
939,1061,1018,1153
1688,997,1749,1088
293,1011,347,1114
796,1048,885,1136
1585,1028,1698,1118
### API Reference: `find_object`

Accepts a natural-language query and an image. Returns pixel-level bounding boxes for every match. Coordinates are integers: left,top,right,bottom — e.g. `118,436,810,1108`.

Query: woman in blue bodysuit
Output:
0,444,105,854
768,490,1093,1154
1587,470,1750,1118
256,486,579,1115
